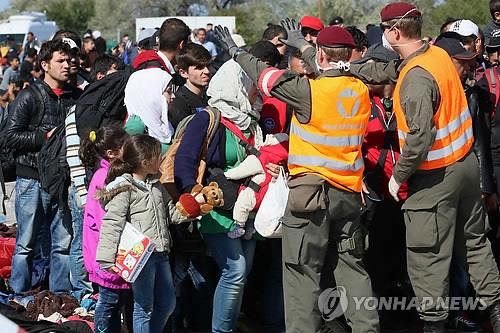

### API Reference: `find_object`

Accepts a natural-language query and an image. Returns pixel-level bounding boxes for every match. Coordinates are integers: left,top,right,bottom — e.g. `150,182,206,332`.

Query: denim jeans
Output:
95,285,130,333
203,233,256,333
10,177,72,294
68,184,92,300
172,253,216,332
132,251,176,333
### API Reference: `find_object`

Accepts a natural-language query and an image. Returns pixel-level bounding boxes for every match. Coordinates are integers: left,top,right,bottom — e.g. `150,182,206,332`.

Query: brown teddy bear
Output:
176,182,224,218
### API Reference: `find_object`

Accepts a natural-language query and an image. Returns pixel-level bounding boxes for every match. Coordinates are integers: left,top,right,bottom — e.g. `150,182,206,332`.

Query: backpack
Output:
159,107,221,200
484,67,500,117
75,67,132,137
38,125,69,205
0,84,45,215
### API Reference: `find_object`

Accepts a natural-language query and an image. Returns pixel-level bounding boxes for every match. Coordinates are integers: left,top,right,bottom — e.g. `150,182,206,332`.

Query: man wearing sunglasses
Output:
348,2,500,332
299,15,324,46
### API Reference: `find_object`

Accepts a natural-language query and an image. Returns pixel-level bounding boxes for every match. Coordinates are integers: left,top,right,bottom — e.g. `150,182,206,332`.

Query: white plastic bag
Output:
254,167,289,238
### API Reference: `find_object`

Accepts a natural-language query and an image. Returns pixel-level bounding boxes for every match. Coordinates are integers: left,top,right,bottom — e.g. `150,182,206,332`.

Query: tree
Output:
45,0,95,34
320,0,384,28
10,0,95,34
211,0,279,45
430,0,490,34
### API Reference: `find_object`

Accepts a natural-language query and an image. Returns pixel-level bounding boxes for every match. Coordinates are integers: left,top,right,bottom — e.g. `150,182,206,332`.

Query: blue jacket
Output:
174,110,225,193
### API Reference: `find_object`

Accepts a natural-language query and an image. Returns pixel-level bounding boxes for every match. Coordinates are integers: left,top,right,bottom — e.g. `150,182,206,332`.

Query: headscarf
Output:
124,68,173,144
207,59,263,148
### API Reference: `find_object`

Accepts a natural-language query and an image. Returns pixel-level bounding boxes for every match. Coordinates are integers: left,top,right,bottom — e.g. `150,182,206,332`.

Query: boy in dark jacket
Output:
169,43,211,130
485,0,500,45
5,39,81,294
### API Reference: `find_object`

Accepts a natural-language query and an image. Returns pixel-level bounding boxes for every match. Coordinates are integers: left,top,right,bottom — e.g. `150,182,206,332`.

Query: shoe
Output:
449,312,478,332
490,302,500,333
321,319,349,333
227,226,245,239
423,320,446,333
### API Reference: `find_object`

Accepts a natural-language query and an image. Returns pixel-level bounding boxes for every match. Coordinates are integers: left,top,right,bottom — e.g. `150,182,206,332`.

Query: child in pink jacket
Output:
80,126,129,333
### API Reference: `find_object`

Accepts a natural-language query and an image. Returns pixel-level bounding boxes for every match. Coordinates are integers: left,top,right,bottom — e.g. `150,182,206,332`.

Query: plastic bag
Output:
254,167,289,238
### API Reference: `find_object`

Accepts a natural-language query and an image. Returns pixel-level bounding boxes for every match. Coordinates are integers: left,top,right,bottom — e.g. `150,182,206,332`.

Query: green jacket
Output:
198,127,248,234
124,115,170,155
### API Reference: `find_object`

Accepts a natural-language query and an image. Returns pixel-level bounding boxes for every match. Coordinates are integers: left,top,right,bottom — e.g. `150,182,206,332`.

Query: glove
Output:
388,176,401,202
214,25,243,58
279,18,310,50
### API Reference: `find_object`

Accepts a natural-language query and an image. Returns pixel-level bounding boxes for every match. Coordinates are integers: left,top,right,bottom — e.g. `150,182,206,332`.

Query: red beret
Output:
380,2,421,22
316,26,356,49
300,16,324,31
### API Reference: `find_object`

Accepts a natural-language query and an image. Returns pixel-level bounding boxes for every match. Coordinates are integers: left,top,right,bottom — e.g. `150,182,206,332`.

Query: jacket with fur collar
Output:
95,173,173,269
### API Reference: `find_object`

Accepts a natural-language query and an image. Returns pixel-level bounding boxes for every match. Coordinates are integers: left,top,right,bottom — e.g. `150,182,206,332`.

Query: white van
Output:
0,12,58,51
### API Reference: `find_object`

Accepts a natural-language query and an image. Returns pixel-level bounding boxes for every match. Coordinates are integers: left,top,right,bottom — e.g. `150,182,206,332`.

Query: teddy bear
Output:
176,182,224,218
224,133,289,239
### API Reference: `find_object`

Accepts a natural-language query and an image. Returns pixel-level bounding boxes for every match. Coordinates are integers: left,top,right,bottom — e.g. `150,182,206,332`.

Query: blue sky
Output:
0,0,10,11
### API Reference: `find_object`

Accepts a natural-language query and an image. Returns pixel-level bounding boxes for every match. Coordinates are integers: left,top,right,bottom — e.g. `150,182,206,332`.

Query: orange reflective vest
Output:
288,76,371,192
393,45,473,170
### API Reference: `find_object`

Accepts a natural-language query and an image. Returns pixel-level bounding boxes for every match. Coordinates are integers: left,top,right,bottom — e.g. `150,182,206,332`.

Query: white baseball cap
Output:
137,28,157,43
449,19,479,38
231,34,246,47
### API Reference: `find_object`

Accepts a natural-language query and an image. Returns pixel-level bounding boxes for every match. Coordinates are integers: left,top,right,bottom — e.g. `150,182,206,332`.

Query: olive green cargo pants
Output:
282,174,380,333
403,152,500,321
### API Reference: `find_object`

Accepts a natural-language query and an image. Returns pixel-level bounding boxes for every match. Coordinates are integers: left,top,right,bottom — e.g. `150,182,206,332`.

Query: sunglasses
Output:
379,23,391,31
301,27,319,37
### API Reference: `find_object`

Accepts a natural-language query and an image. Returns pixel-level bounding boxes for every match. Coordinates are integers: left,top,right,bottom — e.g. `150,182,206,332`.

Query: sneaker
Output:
450,312,479,332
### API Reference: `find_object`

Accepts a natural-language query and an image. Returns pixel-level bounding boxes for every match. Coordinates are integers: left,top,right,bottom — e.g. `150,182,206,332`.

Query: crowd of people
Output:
4,1,500,333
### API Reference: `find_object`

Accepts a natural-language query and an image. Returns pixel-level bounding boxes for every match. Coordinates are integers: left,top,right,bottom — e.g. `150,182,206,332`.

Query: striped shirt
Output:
65,106,88,205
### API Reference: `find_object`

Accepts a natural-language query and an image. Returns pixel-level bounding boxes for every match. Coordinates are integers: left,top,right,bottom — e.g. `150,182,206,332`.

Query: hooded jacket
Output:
95,173,173,269
82,159,129,289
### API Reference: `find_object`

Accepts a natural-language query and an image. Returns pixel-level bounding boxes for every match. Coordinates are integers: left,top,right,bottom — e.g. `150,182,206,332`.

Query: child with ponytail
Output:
95,134,177,333
79,126,130,333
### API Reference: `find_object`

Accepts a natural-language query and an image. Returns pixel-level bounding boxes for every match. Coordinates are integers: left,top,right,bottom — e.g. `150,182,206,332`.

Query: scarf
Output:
207,59,263,148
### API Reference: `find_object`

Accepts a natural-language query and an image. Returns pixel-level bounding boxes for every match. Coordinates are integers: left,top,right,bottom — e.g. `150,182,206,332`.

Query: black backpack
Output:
75,67,132,137
0,84,45,215
38,125,69,205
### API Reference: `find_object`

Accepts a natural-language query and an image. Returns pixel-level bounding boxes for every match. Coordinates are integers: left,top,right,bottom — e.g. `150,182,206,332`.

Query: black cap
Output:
329,16,344,26
434,37,476,60
353,43,399,64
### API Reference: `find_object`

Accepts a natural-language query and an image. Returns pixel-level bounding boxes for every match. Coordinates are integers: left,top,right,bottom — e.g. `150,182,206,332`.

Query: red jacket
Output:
363,97,408,201
260,95,289,134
